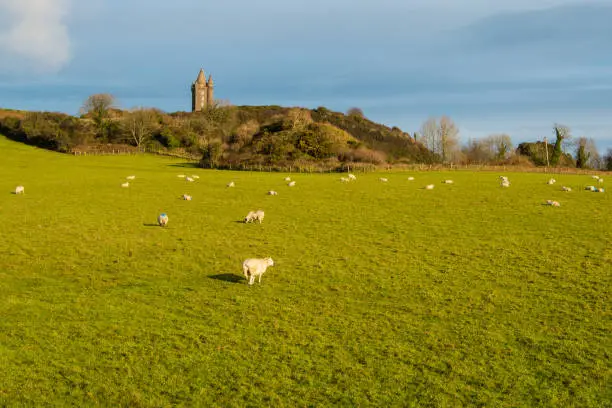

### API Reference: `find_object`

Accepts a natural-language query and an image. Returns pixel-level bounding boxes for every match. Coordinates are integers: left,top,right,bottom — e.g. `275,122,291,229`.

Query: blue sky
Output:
1,0,611,150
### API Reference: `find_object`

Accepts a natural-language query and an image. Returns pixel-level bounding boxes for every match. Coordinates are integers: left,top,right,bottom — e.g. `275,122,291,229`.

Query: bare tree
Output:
123,108,159,148
420,116,460,162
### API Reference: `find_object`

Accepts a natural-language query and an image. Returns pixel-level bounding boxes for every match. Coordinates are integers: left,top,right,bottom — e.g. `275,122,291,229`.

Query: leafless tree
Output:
420,116,460,162
123,108,159,148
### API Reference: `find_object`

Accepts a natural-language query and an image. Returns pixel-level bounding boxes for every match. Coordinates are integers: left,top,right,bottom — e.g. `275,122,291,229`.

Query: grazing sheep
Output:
585,186,597,191
547,178,556,185
407,177,415,181
561,186,572,192
158,213,169,226
267,190,278,196
254,210,265,224
592,175,600,180
121,182,129,188
182,194,192,201
14,186,25,194
425,184,435,190
545,200,560,207
284,177,291,182
242,257,275,285
348,173,357,180
244,211,256,223
192,175,200,179
186,177,194,182
501,180,510,188
227,181,235,188
442,180,454,184
288,181,296,187
499,176,509,183
126,175,136,180
379,178,388,182
340,177,350,183
177,174,186,178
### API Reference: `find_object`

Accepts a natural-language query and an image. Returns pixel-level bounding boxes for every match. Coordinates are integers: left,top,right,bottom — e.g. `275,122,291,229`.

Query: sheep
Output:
340,177,350,183
288,181,296,187
182,194,192,201
425,184,435,190
545,200,560,207
267,190,278,196
14,186,25,194
585,186,597,191
177,174,186,178
284,177,291,182
158,213,169,226
192,175,200,179
379,178,388,182
561,186,572,192
348,173,357,180
242,257,275,285
407,177,415,181
126,175,136,180
598,178,604,183
499,176,509,183
121,182,129,188
244,211,255,223
547,178,556,185
597,188,605,193
501,180,510,188
186,177,194,182
442,180,454,184
254,210,265,224
227,181,235,188
592,175,600,180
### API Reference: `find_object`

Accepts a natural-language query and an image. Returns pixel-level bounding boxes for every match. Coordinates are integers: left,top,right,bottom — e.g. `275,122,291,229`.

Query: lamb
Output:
284,177,291,181
267,190,278,196
244,211,256,223
379,178,388,182
545,200,560,207
227,181,235,187
121,182,129,188
186,177,194,182
561,186,572,192
442,180,454,184
158,213,169,226
182,194,192,201
547,178,556,185
288,181,296,187
425,184,435,190
242,257,275,285
126,175,136,180
14,186,25,194
348,173,357,180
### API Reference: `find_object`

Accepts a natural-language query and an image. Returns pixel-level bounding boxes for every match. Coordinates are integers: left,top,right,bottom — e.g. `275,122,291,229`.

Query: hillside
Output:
0,106,437,170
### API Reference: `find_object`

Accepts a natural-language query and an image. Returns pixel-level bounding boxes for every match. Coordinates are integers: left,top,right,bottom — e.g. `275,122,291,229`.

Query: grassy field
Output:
0,136,610,407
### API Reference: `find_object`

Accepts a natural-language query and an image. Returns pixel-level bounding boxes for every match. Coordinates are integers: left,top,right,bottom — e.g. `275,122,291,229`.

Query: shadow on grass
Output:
209,273,244,284
143,223,163,227
167,163,199,169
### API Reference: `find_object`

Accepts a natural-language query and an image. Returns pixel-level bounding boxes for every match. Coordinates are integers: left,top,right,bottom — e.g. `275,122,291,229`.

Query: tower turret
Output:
191,68,210,112
206,74,214,107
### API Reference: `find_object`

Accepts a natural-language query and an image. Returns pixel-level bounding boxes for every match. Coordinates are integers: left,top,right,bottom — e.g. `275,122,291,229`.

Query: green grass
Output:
0,136,610,407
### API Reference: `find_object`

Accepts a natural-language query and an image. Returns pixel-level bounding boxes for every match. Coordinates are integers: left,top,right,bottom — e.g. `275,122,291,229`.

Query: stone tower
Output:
191,68,214,112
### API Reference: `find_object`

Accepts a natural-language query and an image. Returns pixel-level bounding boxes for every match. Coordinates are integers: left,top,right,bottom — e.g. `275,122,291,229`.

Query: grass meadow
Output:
0,136,610,407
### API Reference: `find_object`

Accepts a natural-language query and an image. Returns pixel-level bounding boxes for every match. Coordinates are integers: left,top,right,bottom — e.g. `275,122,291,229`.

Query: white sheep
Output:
126,175,136,180
177,174,186,178
598,178,604,183
288,181,296,187
182,194,192,201
267,190,278,196
442,180,454,184
284,177,291,182
244,211,256,223
254,210,265,224
561,186,572,192
547,178,556,185
340,177,350,183
501,180,510,188
407,177,415,181
545,200,560,207
242,257,275,285
379,178,388,182
227,181,235,188
158,213,169,226
597,188,605,193
14,186,25,194
592,175,600,180
425,184,435,190
186,177,194,182
585,186,597,191
121,182,129,188
192,175,200,179
348,173,357,180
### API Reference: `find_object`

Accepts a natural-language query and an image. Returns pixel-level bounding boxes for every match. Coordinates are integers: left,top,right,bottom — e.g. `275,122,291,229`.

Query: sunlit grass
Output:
0,136,610,406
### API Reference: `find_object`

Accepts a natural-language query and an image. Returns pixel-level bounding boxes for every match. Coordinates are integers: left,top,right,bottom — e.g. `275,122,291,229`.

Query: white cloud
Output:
0,0,72,73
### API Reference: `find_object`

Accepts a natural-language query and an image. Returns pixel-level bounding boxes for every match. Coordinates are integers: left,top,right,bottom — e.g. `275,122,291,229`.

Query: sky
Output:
1,0,612,151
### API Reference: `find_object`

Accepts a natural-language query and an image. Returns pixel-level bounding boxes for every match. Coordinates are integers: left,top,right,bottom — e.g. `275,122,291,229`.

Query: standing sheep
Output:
158,213,169,227
14,186,25,194
254,210,265,224
348,173,357,180
340,177,350,183
227,181,235,188
242,257,275,285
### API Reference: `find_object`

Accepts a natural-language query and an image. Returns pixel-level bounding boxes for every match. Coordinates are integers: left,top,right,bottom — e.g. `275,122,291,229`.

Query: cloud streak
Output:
0,0,72,73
